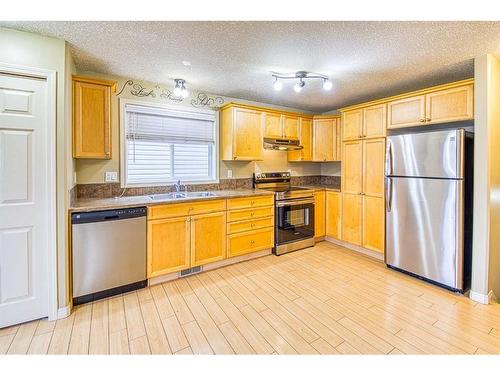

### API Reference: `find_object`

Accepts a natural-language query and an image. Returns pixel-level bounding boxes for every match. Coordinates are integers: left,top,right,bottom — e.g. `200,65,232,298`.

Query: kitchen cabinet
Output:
312,117,340,162
226,196,274,258
325,191,341,240
314,190,326,239
147,216,191,278
221,106,263,161
263,112,300,139
288,118,312,161
342,104,386,141
147,200,227,277
72,75,116,159
341,138,385,253
387,83,473,129
191,212,226,267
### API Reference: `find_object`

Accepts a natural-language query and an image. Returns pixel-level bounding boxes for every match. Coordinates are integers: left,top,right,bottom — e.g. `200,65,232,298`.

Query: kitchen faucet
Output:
174,180,186,192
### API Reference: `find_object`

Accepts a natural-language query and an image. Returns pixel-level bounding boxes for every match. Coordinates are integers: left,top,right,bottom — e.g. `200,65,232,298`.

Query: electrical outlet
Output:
105,171,118,182
227,169,233,178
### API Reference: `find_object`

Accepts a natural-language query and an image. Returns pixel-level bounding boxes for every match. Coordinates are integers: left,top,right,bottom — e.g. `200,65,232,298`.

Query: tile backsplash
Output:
72,175,341,202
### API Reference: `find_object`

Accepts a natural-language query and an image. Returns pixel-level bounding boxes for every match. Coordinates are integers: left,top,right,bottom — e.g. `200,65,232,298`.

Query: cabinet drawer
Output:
227,228,274,258
148,199,226,220
227,217,274,235
227,206,274,222
227,195,274,210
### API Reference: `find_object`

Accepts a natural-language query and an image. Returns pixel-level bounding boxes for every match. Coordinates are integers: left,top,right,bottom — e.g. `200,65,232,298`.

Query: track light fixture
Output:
271,71,332,93
173,79,189,98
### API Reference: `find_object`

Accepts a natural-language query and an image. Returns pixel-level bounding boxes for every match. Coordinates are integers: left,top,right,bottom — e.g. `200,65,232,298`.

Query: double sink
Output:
149,191,217,201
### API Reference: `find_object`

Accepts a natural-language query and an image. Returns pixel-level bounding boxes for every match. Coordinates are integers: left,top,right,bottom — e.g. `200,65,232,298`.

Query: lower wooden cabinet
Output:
314,191,326,238
227,227,274,258
147,201,227,278
362,196,385,253
341,193,363,246
191,212,226,267
147,216,191,278
325,191,341,239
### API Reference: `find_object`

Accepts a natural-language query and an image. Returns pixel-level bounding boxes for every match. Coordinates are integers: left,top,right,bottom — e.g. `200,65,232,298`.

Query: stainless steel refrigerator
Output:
385,129,473,292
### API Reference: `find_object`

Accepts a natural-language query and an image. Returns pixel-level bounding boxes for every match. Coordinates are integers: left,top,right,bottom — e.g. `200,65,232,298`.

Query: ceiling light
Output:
273,77,283,91
271,70,332,94
294,79,305,93
174,79,188,98
322,79,333,91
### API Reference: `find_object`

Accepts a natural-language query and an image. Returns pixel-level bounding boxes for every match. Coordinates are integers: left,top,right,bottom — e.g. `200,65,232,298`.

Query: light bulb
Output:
294,81,304,93
323,79,333,91
173,86,182,97
273,79,283,91
181,88,189,98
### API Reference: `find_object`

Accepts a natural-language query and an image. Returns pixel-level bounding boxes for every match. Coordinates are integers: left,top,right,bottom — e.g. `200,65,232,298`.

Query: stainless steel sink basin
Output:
149,192,186,200
149,191,217,200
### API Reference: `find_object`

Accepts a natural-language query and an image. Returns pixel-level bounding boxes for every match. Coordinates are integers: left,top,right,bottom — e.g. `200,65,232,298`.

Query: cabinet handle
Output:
250,212,255,217
250,201,255,205
251,223,255,227
250,240,255,245
426,118,431,122
419,118,426,122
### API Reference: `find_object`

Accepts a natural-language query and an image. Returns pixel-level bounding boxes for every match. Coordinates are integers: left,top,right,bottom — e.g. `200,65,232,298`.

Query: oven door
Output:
275,199,315,245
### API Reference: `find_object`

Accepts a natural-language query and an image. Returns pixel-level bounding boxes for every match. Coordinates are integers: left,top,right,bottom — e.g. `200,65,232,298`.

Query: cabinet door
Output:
425,84,473,124
363,104,386,138
342,193,362,246
326,191,341,239
362,195,385,253
313,119,334,161
342,140,363,194
283,116,299,139
73,80,112,158
288,117,312,161
191,212,226,266
342,109,363,140
264,112,283,138
363,138,385,197
233,108,263,160
387,95,426,129
314,191,326,238
147,217,190,278
336,120,342,160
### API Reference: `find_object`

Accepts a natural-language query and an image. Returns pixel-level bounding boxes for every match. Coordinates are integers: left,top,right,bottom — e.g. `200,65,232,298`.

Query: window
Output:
121,101,218,187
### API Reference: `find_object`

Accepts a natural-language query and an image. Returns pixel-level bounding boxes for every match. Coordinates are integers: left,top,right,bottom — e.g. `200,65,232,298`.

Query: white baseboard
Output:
56,304,72,319
324,237,384,261
469,290,493,305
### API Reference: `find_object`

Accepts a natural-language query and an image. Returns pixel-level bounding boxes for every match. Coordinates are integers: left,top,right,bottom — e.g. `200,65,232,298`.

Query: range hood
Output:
263,137,303,151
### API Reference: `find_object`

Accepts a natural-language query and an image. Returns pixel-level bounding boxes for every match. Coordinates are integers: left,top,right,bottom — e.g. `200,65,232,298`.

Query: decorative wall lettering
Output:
159,88,183,102
191,93,225,109
116,80,156,98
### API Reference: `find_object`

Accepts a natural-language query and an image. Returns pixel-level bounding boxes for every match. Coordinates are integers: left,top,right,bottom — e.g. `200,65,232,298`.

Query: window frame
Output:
119,98,219,188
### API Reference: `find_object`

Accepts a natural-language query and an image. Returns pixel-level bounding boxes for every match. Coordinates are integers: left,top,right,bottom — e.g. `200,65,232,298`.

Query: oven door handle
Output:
276,199,315,207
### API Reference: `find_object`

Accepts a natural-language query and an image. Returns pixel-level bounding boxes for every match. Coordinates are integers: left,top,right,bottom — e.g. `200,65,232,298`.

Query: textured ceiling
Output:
2,21,500,112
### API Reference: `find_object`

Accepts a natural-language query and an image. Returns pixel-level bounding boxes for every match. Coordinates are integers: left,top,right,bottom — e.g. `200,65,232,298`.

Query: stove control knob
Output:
261,173,266,178
256,174,261,179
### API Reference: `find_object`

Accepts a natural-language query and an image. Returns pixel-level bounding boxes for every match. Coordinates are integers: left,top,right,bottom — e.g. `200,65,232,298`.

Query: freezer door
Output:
385,177,463,289
386,129,464,178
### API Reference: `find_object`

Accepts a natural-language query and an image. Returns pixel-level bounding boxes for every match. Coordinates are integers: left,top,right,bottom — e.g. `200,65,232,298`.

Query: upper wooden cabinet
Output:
388,83,473,129
342,104,386,140
221,106,264,161
288,118,312,161
312,117,340,162
72,75,116,159
263,112,299,139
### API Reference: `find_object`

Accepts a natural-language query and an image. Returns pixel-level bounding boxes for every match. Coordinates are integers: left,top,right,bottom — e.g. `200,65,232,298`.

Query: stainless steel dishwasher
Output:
71,207,147,305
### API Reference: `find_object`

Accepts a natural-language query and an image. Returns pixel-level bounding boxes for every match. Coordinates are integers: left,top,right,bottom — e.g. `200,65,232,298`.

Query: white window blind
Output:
124,104,217,186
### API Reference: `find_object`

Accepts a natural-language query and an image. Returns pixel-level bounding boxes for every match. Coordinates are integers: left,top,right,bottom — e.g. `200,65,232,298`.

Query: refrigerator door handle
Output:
385,177,393,212
385,140,393,176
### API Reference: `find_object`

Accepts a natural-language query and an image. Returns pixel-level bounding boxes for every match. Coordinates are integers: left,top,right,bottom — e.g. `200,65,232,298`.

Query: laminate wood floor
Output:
3,241,500,355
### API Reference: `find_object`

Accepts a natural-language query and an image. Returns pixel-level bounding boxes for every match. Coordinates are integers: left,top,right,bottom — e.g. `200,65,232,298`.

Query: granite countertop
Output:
301,185,341,192
70,189,275,213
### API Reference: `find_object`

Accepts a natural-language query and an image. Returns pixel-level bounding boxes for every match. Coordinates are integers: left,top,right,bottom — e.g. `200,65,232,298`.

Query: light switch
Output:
105,171,118,182
227,169,233,178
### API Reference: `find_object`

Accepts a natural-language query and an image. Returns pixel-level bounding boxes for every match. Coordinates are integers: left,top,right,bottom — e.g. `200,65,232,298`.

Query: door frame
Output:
0,63,58,321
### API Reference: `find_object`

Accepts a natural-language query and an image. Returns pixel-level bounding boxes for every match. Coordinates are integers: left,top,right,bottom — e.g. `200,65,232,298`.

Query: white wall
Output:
0,27,73,309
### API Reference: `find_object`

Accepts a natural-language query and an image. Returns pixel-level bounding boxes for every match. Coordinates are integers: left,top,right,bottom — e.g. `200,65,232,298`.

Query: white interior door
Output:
0,72,51,327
